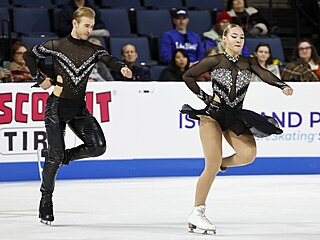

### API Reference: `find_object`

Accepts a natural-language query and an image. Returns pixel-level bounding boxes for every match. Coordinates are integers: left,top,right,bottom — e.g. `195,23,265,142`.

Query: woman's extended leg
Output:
195,116,223,206
188,116,221,233
221,130,257,168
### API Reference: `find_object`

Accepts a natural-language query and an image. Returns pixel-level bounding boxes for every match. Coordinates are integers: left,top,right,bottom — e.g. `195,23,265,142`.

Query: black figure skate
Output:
39,193,54,225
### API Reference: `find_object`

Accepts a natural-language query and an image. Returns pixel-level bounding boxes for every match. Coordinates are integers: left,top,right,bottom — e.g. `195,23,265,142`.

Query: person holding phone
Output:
0,61,12,82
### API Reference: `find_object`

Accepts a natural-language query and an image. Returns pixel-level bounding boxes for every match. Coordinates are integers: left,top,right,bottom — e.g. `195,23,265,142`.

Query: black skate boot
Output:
39,193,54,225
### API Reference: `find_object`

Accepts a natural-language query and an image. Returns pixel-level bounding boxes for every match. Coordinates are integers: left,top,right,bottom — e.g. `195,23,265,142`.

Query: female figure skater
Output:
23,7,132,224
180,24,293,234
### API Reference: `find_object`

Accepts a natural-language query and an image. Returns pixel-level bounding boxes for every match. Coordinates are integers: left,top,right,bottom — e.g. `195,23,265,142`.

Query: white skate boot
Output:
188,205,216,234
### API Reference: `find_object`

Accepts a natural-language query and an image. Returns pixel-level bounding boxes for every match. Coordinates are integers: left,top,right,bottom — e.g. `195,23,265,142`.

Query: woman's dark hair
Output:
171,48,190,72
11,41,28,57
254,42,273,65
226,0,248,11
292,38,319,63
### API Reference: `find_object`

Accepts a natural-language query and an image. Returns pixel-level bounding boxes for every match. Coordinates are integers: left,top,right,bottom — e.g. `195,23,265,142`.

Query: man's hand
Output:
120,67,132,79
282,86,293,96
40,78,53,90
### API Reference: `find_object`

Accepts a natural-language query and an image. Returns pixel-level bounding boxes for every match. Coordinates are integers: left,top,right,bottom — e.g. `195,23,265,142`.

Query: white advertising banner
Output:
0,82,319,163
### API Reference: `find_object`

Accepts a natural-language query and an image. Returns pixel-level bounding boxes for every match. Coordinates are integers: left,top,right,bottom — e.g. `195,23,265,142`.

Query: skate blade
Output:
188,224,216,235
40,219,52,226
188,229,216,235
37,148,43,182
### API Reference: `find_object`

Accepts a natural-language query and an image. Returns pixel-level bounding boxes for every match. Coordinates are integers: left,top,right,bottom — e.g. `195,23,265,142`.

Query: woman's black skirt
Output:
180,101,283,138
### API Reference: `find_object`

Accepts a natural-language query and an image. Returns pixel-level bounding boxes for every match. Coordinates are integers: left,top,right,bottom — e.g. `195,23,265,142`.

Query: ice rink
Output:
1,175,320,240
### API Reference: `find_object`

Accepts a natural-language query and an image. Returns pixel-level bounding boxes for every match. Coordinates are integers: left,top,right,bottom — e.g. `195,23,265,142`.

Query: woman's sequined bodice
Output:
183,52,288,109
211,67,251,108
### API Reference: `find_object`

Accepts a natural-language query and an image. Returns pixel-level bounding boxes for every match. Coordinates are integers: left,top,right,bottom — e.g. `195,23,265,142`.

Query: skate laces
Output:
197,207,213,225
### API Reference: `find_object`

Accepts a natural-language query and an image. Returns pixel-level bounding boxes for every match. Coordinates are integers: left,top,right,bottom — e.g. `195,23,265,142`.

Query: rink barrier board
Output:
0,157,319,182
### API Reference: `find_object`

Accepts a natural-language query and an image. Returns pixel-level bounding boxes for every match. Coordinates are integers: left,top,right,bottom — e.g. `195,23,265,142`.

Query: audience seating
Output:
100,9,136,37
150,65,166,80
54,0,69,7
187,10,212,35
13,7,56,36
185,0,225,11
11,0,54,8
100,0,143,9
0,0,10,7
1,2,289,77
143,0,183,9
0,8,10,35
136,9,172,37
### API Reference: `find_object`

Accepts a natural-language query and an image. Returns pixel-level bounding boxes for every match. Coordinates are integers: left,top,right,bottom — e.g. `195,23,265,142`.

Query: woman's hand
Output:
40,78,53,90
282,86,293,96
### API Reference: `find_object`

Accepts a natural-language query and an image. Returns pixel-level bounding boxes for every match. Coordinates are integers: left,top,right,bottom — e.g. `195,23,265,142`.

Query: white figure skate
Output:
188,205,216,235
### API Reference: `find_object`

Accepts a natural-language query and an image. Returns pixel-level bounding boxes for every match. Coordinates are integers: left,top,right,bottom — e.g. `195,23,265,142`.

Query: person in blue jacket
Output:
160,9,204,65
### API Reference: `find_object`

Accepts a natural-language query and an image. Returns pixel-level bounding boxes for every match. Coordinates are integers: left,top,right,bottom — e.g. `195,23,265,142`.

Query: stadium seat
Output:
52,8,61,33
150,65,167,80
185,0,225,11
100,9,135,37
13,8,56,36
136,10,172,37
143,0,183,9
187,10,212,35
100,0,143,9
54,0,69,7
245,37,286,64
12,0,54,8
109,37,157,65
0,8,10,35
0,0,10,7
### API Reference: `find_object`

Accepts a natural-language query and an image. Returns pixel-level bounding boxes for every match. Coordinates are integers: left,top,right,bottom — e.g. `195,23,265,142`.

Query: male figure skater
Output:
24,7,132,224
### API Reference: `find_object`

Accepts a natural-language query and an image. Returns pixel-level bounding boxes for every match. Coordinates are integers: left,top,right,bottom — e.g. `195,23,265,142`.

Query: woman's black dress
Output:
181,52,290,138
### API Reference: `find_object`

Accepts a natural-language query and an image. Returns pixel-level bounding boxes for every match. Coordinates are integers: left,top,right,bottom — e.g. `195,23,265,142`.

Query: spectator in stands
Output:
58,0,109,37
251,43,280,82
10,41,33,82
0,54,12,82
112,44,151,81
88,38,114,81
226,0,269,37
160,48,190,81
203,11,249,57
281,39,320,81
160,9,204,65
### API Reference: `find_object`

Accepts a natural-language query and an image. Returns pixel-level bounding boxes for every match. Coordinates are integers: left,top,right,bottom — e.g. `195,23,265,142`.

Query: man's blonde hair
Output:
73,7,95,22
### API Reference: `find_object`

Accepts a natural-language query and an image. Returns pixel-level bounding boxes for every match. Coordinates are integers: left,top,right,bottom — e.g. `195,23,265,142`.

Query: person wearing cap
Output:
112,44,151,81
226,0,269,37
160,9,204,65
203,10,249,56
